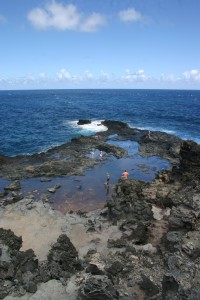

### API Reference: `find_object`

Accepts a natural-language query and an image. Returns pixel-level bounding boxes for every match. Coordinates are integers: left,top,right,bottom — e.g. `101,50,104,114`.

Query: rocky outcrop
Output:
180,140,200,172
77,120,91,125
0,120,182,180
45,234,82,280
0,228,39,298
0,229,83,299
4,181,21,191
107,178,153,222
0,121,200,299
159,142,200,299
101,139,200,299
78,275,119,300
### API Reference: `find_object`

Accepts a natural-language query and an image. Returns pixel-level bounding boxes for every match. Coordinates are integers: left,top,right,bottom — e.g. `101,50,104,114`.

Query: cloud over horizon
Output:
183,69,200,82
1,68,200,89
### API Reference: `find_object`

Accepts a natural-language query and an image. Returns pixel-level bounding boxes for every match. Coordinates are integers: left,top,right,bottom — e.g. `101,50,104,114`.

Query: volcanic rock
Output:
78,275,119,300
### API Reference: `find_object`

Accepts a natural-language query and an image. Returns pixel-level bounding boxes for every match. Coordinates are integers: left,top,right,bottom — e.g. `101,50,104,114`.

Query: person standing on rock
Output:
99,150,103,159
106,173,110,186
104,173,110,194
122,170,129,179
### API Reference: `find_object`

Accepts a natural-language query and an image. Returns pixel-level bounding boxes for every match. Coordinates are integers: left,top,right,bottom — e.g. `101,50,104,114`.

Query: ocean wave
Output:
8,142,64,157
128,123,176,135
129,123,200,144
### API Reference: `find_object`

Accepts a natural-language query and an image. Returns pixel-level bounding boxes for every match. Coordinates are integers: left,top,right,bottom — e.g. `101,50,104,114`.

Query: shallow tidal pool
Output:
0,140,171,213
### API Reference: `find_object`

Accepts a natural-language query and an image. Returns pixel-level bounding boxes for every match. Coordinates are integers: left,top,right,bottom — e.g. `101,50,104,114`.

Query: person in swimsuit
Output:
106,173,110,185
122,170,129,179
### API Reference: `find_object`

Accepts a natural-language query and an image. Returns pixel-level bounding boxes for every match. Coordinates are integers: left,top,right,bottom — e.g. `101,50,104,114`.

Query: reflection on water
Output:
0,140,171,213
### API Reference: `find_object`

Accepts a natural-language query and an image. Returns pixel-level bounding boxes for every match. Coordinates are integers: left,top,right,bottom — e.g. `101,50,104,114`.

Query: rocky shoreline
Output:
0,120,200,299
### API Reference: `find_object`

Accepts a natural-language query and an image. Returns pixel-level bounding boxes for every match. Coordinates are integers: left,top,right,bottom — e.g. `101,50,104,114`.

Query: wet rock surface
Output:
0,121,200,299
0,120,181,181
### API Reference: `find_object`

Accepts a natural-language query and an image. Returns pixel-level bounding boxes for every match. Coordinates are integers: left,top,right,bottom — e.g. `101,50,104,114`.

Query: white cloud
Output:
83,70,94,79
81,13,106,32
99,71,111,82
39,73,46,80
27,74,35,81
55,68,72,81
118,8,142,22
160,73,180,82
27,1,105,32
122,69,149,81
2,68,200,90
183,69,200,81
53,68,95,83
28,2,80,30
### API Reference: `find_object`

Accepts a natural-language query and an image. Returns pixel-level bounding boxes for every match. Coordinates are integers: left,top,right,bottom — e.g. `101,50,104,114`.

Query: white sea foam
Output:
68,120,108,133
129,123,176,135
129,123,200,144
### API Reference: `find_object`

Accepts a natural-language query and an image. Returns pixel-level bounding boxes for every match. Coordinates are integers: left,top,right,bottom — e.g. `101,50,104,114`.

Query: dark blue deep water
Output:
0,89,200,157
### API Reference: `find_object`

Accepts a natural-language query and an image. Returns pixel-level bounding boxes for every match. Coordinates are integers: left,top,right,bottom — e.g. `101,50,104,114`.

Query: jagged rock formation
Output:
0,122,200,299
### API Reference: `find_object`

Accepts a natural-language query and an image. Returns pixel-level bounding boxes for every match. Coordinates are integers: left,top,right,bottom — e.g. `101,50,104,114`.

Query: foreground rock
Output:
105,140,200,299
0,122,200,299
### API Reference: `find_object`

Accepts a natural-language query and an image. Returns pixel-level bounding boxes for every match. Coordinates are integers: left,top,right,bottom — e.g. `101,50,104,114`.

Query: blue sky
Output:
0,0,200,90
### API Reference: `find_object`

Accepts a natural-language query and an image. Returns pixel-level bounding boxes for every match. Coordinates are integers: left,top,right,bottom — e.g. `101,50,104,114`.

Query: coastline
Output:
0,120,200,299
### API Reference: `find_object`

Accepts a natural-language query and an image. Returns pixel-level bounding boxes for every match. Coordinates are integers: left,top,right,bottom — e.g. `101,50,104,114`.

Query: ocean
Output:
0,89,200,157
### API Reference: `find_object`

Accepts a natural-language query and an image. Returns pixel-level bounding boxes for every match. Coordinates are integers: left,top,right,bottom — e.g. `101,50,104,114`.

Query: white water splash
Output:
68,120,108,133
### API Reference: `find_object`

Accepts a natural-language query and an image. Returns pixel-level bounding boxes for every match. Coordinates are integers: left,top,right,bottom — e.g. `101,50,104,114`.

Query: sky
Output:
0,0,200,90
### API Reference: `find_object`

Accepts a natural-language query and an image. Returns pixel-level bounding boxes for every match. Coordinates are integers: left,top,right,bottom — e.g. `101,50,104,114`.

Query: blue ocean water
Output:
0,89,200,157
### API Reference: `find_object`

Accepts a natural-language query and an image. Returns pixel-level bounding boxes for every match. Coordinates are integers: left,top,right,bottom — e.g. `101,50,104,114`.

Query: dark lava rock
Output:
78,275,119,300
162,275,179,300
102,120,129,131
139,274,160,298
120,220,148,244
168,205,198,230
180,140,200,172
46,234,82,280
107,179,153,222
86,263,104,275
181,231,200,259
11,249,38,274
77,120,91,125
162,263,200,299
106,261,123,276
0,228,39,298
163,231,184,252
0,228,22,251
